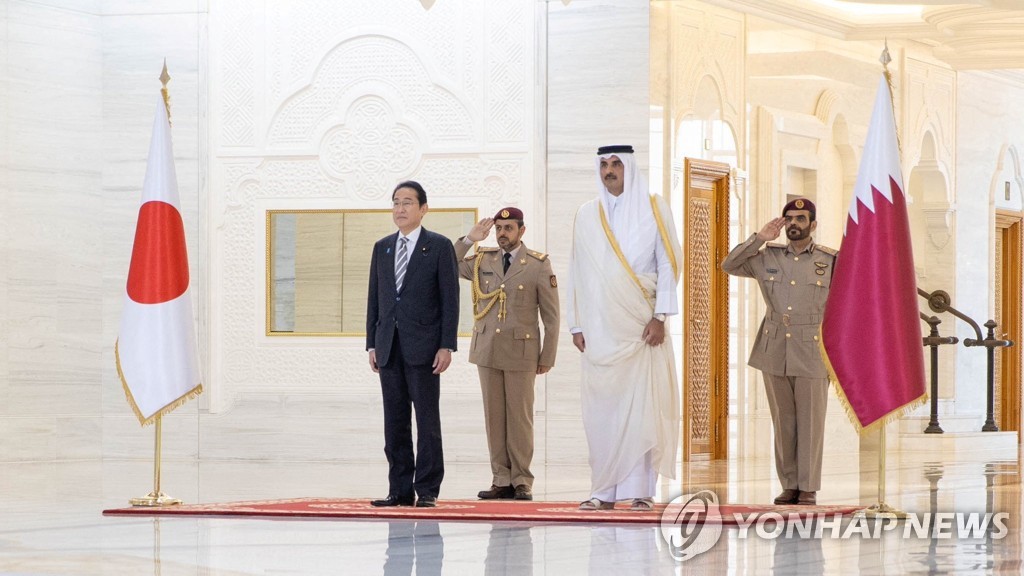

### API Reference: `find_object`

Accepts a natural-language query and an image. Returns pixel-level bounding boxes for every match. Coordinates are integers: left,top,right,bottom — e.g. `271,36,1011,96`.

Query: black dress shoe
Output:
371,495,415,507
514,485,533,501
477,485,515,500
773,489,799,505
416,496,437,508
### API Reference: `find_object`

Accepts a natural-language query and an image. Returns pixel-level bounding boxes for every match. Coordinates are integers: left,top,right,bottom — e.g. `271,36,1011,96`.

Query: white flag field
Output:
115,94,203,425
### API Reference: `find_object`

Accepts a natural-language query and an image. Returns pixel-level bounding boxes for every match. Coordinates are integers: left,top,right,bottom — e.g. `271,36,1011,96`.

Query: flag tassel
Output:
115,339,203,427
818,328,928,435
129,415,183,507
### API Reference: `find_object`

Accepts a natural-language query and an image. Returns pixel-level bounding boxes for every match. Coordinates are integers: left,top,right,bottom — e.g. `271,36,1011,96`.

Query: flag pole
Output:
130,414,182,506
854,43,910,521
129,61,183,508
856,424,906,518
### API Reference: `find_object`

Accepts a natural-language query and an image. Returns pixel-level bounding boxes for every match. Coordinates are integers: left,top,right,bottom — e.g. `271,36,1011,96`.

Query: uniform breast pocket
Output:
514,283,537,306
808,273,831,289
762,274,780,296
805,272,831,308
807,274,831,301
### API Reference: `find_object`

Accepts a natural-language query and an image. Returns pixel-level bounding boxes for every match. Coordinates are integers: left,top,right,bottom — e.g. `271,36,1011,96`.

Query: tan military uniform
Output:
455,239,560,489
722,233,837,493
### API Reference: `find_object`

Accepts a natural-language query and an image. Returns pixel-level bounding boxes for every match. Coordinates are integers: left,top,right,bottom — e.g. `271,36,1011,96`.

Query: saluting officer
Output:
455,207,559,501
722,197,837,506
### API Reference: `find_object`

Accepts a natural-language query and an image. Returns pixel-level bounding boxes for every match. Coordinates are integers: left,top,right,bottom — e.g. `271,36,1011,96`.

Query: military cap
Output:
782,197,816,219
597,145,634,156
494,207,525,221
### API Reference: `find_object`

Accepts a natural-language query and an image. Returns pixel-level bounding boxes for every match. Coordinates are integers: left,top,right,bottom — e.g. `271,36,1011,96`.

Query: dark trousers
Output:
379,331,444,498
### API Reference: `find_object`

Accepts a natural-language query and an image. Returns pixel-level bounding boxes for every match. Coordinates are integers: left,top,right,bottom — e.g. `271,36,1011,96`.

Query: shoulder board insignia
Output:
477,247,499,253
815,245,838,256
527,250,548,261
766,242,787,249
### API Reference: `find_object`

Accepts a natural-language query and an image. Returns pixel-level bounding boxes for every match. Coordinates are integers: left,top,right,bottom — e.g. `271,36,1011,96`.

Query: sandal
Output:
630,498,654,512
579,498,615,511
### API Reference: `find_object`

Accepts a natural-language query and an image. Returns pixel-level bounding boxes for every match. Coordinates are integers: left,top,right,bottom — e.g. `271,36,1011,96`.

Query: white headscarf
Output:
595,150,658,273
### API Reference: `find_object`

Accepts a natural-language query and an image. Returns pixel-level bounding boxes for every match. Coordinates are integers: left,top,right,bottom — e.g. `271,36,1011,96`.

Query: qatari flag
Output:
821,76,926,433
115,94,203,425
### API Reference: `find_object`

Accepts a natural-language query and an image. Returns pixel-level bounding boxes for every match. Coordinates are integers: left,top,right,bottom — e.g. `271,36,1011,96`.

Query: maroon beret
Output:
782,197,816,217
494,207,524,221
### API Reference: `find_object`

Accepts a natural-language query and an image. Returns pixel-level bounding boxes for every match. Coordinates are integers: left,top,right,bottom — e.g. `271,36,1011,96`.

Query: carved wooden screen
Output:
682,158,731,461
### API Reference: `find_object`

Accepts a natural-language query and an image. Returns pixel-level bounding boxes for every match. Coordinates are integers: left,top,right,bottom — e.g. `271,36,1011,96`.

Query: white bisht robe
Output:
569,198,680,494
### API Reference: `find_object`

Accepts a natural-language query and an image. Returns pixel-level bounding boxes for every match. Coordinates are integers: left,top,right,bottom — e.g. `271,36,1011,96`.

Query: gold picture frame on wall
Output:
266,208,479,337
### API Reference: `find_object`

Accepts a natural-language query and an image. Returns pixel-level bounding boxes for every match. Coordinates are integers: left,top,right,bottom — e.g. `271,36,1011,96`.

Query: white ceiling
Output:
704,0,1024,70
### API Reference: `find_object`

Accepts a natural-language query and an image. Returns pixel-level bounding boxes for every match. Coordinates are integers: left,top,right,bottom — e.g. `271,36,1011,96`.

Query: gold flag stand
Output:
130,61,181,508
855,425,906,519
130,415,182,507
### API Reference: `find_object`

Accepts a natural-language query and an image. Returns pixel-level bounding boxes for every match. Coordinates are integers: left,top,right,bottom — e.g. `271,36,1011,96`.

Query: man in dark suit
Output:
367,180,460,508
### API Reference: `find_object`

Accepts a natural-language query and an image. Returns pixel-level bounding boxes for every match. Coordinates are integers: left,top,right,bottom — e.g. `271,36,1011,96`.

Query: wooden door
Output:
682,158,731,461
995,210,1022,436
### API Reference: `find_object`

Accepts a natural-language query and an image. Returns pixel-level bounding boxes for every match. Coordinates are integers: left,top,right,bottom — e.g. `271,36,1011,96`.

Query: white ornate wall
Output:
203,0,540,463
956,71,1024,418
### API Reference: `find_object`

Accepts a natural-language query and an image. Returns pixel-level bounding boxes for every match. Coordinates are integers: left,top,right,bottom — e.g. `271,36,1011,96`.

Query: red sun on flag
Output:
126,200,190,305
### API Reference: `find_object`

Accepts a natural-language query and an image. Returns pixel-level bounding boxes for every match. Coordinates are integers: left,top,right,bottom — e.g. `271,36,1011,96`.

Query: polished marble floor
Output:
2,447,1022,575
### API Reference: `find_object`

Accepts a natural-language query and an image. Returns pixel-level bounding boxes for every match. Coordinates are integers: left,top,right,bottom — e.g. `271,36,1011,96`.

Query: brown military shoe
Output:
773,489,800,505
478,485,515,500
797,491,816,505
514,485,533,501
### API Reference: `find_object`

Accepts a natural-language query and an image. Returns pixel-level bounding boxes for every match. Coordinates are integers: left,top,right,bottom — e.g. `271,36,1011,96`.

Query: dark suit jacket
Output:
366,227,460,367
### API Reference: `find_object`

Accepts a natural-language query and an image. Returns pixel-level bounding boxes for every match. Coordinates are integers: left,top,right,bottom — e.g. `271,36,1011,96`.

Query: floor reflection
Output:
385,521,444,576
1,452,1022,574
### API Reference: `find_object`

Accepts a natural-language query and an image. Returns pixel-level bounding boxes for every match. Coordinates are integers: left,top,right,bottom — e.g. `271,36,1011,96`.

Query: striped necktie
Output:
395,237,409,292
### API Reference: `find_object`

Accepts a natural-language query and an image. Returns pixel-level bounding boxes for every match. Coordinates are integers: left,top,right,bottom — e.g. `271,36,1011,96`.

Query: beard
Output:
787,226,810,241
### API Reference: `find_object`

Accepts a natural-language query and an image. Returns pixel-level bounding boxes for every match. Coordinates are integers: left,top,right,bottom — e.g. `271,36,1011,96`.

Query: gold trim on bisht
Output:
649,194,680,281
598,203,653,303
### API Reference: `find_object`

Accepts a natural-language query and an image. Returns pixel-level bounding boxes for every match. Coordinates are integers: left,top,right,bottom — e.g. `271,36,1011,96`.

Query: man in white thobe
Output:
567,144,681,512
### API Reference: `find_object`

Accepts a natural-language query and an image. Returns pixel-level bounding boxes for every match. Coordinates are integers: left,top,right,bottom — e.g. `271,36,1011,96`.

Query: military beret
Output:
597,145,634,156
782,197,816,218
494,207,524,221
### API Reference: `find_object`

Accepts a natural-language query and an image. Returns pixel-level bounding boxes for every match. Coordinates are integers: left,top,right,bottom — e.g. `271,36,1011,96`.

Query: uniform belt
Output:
768,311,821,326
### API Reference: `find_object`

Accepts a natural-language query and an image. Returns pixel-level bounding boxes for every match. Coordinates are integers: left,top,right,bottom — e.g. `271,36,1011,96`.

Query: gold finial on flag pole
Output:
160,59,172,125
880,40,901,154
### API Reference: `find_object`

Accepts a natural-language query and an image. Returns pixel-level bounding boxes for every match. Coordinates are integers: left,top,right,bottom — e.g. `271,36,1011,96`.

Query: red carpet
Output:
103,498,860,526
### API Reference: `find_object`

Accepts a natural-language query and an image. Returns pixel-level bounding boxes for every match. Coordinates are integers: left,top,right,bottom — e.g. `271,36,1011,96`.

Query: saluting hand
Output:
756,217,786,242
467,218,495,242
